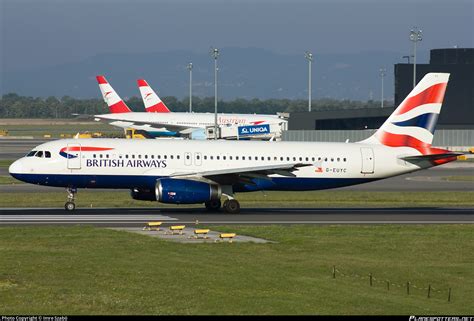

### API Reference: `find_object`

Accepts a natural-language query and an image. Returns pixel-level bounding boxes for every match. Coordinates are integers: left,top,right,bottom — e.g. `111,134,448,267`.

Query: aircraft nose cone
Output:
8,160,23,175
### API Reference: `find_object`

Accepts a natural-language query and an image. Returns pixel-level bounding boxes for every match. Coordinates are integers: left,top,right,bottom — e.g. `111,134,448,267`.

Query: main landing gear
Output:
64,187,77,211
223,198,240,214
204,196,241,214
205,199,221,211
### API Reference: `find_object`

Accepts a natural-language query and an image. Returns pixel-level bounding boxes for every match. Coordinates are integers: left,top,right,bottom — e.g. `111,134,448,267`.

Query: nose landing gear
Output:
64,187,77,211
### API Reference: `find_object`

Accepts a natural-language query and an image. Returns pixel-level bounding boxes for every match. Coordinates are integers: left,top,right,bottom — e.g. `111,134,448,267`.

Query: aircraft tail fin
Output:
96,75,132,113
361,73,450,155
137,79,171,113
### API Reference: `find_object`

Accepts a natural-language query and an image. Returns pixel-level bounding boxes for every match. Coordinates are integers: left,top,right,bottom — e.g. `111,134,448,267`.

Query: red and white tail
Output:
362,73,450,154
137,79,171,113
96,75,132,113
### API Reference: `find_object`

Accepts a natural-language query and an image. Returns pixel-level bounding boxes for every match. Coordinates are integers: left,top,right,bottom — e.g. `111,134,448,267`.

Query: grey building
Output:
289,48,474,131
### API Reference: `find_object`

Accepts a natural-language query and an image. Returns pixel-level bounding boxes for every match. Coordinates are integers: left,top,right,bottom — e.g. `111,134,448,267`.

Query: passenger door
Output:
360,147,374,174
66,144,81,169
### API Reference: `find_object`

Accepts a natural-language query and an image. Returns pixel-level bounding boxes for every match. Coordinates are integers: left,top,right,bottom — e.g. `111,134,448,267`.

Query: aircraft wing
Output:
93,114,198,133
167,163,312,186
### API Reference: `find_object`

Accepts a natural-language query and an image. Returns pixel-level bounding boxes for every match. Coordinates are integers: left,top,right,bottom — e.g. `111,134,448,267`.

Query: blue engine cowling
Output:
156,178,221,204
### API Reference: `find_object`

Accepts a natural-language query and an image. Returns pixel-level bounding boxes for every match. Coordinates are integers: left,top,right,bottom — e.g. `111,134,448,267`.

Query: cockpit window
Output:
27,151,36,157
45,151,51,158
36,151,43,158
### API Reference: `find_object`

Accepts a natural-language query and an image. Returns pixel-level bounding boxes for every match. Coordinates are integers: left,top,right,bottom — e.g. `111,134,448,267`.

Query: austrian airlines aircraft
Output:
10,73,459,213
94,76,287,137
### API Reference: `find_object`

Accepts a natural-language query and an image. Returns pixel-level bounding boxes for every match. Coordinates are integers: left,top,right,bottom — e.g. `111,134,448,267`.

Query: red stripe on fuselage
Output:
396,83,447,115
61,147,114,152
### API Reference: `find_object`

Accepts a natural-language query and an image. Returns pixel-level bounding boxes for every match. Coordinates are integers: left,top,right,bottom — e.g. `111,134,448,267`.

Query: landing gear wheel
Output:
205,199,222,211
65,201,76,211
224,199,240,214
65,187,77,212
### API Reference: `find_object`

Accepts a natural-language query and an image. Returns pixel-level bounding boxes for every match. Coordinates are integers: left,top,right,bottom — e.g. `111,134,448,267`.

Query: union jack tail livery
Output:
96,75,133,113
362,73,449,155
137,79,171,113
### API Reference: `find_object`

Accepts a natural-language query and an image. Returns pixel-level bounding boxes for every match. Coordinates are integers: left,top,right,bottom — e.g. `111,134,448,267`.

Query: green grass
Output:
0,176,23,185
0,191,473,208
0,160,14,168
441,176,474,182
1,123,121,138
0,225,472,315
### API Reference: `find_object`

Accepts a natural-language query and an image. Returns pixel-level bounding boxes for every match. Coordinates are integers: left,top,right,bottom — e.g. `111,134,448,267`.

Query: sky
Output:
1,0,473,73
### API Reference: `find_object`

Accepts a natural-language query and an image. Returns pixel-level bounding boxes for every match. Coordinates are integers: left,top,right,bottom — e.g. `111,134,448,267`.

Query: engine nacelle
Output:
156,178,221,204
130,188,156,201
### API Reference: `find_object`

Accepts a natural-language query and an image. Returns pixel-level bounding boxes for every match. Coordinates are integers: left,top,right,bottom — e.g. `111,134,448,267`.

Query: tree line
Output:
0,93,390,118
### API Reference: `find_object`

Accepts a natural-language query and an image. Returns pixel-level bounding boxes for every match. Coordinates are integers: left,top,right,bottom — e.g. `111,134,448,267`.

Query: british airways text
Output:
86,159,167,168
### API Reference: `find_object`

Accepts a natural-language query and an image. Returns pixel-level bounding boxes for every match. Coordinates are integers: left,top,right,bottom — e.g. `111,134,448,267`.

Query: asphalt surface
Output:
0,138,50,159
0,207,472,226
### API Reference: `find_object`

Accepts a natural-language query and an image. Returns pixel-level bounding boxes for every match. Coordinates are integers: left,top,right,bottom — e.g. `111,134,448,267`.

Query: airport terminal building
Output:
285,48,474,147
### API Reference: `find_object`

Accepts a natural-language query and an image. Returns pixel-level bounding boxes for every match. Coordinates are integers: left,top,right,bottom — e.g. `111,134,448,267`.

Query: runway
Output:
0,207,472,226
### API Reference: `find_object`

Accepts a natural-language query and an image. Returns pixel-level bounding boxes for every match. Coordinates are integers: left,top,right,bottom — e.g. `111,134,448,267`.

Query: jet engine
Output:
156,178,221,204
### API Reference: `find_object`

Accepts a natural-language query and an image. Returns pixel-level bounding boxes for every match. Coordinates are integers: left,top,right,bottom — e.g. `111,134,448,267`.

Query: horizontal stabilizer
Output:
401,152,464,161
400,152,463,162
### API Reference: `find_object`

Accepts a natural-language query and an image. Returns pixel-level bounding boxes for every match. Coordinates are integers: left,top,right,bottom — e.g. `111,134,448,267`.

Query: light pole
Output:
379,68,386,108
210,47,219,140
305,51,313,112
187,63,193,113
409,27,422,88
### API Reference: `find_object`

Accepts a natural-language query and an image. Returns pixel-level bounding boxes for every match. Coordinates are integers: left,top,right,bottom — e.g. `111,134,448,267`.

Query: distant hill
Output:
1,48,429,100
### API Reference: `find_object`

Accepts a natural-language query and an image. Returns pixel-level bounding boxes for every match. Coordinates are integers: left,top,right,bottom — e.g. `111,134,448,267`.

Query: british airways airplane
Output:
94,76,288,138
9,73,459,213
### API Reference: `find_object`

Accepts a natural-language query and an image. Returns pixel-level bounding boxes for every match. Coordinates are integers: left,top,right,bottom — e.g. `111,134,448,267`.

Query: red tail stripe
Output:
96,75,108,84
376,131,452,155
137,79,149,87
109,101,132,113
396,83,447,115
146,102,170,113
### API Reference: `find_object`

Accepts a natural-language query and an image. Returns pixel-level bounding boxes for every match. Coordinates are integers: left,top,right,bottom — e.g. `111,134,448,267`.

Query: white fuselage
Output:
9,138,425,192
95,112,287,132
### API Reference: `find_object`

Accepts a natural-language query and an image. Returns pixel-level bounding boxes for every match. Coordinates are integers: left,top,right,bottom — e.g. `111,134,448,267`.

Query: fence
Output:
332,266,453,302
282,129,474,148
